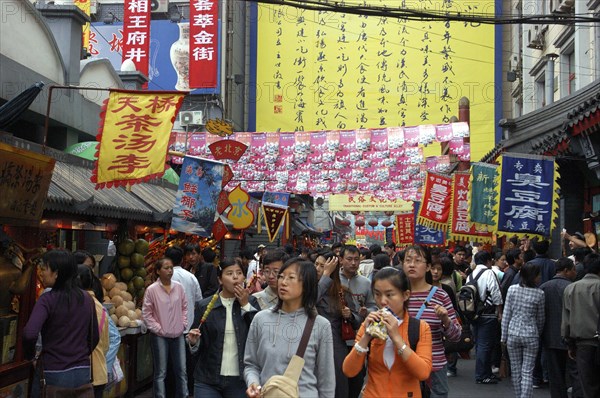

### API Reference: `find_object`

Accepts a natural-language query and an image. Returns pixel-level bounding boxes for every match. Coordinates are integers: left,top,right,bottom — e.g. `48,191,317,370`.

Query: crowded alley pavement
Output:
135,358,553,397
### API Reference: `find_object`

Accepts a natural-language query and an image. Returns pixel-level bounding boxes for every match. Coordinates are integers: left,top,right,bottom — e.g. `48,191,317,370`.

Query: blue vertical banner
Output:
413,201,445,246
171,157,225,236
494,154,559,239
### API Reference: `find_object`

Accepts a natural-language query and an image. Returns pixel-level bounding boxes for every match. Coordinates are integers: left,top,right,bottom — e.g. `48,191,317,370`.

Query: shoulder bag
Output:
260,315,316,398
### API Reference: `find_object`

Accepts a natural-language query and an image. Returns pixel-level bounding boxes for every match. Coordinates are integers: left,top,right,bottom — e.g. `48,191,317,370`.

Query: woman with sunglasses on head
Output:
402,245,461,397
343,267,432,397
186,258,259,397
244,258,335,398
315,251,361,398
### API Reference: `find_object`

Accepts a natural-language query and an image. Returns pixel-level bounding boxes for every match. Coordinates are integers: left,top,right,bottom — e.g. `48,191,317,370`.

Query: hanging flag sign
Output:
92,89,185,188
73,0,91,49
227,184,254,229
417,172,452,231
262,202,288,242
449,172,493,243
209,139,247,161
171,156,225,236
469,162,498,230
494,154,559,239
212,217,229,241
396,212,414,245
413,201,445,246
189,0,219,88
122,0,151,79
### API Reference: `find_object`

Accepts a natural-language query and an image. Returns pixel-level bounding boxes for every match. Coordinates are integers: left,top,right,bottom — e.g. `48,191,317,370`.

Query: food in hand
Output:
366,308,391,340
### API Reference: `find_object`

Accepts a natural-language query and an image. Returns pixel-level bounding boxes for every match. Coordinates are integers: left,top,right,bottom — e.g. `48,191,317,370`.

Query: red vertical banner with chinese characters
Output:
189,0,219,88
396,213,414,245
92,89,186,188
122,0,151,80
449,172,493,243
417,172,452,231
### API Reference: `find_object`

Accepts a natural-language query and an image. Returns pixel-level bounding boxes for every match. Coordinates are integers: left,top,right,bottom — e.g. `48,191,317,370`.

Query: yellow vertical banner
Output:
74,0,91,50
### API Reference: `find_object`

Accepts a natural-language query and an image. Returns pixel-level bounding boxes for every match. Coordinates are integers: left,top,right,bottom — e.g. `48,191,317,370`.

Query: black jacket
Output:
191,295,259,384
194,262,219,297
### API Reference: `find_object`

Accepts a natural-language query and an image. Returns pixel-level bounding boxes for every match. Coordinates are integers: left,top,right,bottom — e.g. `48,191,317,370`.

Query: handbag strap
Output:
295,316,316,358
416,286,437,320
89,297,95,383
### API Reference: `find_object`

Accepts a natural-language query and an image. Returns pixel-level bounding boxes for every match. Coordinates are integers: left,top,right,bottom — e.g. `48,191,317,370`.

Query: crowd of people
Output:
21,234,600,398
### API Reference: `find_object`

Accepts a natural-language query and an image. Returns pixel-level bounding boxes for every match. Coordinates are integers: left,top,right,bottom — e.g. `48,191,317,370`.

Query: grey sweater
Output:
243,308,335,398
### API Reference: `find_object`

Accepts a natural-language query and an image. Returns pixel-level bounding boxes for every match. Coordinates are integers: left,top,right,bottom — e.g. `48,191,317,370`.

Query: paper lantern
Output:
351,211,361,215
355,219,365,227
381,220,392,228
368,219,379,227
384,211,395,217
339,219,351,227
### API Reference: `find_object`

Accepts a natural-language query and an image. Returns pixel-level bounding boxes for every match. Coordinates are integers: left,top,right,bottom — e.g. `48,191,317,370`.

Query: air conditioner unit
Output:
527,25,544,50
179,111,204,126
150,0,168,13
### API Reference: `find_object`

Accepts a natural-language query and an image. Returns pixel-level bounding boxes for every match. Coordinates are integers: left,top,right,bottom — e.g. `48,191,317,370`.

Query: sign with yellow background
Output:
254,0,496,162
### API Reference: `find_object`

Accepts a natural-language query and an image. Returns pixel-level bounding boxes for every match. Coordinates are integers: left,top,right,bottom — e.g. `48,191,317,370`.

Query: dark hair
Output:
519,262,541,288
439,255,455,276
532,239,549,255
383,242,396,250
77,264,103,302
583,252,600,275
154,257,172,276
73,250,95,267
218,257,242,277
474,250,492,265
506,249,521,266
283,244,295,256
184,243,201,255
403,245,433,284
315,251,344,313
201,247,217,263
340,245,360,258
494,250,504,261
262,249,289,267
359,247,371,259
555,257,574,274
240,248,255,260
373,253,390,271
573,247,592,263
523,249,536,264
370,244,382,256
372,267,411,298
165,246,184,266
273,258,318,318
43,249,83,307
453,245,466,255
331,242,344,252
509,236,519,246
430,247,441,257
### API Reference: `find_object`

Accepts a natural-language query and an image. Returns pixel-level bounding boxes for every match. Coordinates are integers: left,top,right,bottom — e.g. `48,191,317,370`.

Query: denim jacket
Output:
190,295,259,384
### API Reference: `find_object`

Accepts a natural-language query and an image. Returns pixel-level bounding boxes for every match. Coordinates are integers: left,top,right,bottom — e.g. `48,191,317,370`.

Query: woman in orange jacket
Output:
343,267,433,398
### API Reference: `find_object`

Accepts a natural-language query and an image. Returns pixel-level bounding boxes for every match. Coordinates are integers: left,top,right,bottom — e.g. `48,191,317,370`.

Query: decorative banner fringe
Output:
468,162,498,232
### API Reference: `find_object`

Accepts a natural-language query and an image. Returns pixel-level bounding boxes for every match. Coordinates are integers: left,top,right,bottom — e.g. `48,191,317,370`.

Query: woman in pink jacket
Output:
142,257,188,398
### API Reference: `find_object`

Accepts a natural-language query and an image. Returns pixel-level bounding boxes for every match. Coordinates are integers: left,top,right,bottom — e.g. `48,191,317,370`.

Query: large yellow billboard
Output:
254,1,497,162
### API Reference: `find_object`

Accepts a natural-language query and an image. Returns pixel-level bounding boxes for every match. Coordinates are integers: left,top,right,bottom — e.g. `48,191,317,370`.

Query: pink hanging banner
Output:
189,0,219,88
122,0,151,81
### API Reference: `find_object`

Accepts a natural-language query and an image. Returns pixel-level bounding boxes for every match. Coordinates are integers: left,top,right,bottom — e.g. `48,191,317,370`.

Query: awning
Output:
562,91,600,137
292,216,322,236
45,161,177,223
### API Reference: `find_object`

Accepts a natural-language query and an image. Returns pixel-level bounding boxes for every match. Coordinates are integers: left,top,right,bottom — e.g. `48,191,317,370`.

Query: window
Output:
535,74,546,108
568,51,576,94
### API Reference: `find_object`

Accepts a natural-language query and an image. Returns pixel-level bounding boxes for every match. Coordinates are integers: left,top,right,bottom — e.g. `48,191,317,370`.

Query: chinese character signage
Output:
413,201,445,246
89,21,221,94
449,172,492,243
253,0,496,162
469,162,498,229
189,0,219,88
122,0,151,79
396,213,414,245
0,143,55,225
74,0,91,49
226,185,254,230
494,154,558,239
172,156,225,236
92,89,185,188
418,172,452,231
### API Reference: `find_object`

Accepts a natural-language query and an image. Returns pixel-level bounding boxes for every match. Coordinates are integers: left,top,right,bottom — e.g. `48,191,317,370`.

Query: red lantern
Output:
381,220,392,228
368,219,379,227
351,211,361,216
355,219,365,227
339,219,351,227
384,211,394,217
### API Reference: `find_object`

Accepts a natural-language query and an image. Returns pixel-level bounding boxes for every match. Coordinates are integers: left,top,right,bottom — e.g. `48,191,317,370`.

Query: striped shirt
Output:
407,288,461,371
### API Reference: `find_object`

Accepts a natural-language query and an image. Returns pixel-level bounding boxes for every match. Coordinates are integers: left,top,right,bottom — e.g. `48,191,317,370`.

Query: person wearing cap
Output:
562,231,588,251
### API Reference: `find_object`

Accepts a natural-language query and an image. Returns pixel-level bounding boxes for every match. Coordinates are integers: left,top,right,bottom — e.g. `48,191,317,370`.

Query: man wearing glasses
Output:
252,250,289,310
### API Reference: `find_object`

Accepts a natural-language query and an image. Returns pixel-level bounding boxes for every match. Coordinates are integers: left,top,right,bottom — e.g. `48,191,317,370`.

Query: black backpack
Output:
457,269,490,322
407,317,431,398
